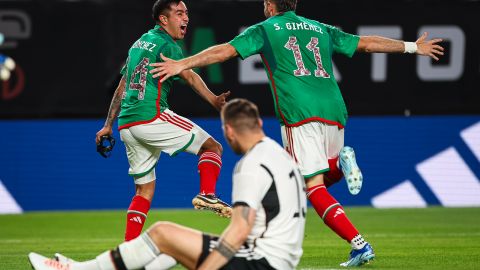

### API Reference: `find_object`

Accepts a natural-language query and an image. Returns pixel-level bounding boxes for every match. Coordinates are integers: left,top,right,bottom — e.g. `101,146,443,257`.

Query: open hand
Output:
416,32,444,61
150,54,184,82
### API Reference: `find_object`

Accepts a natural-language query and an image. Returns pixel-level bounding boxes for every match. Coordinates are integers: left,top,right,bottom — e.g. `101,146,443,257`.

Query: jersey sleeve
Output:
232,167,272,210
324,24,359,58
229,24,265,60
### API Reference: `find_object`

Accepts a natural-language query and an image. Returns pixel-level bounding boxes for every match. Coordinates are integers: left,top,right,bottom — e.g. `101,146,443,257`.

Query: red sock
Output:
325,157,343,188
307,184,359,242
198,151,222,195
125,195,151,241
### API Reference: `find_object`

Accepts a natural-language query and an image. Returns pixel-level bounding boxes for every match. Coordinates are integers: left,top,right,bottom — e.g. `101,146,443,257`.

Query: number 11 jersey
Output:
229,11,359,128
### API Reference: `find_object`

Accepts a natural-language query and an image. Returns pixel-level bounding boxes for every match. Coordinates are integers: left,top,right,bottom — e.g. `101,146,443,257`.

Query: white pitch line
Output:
367,232,480,238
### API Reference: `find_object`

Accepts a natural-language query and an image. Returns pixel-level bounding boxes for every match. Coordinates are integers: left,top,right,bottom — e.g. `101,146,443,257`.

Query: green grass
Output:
1,207,479,269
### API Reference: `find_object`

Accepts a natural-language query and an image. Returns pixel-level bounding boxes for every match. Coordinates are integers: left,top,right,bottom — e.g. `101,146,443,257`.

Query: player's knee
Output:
324,175,340,188
135,182,156,201
215,141,223,155
148,221,175,242
202,138,223,155
305,173,324,188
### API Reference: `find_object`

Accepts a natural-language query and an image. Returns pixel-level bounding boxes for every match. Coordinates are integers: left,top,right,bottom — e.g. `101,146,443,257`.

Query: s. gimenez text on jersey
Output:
274,22,323,33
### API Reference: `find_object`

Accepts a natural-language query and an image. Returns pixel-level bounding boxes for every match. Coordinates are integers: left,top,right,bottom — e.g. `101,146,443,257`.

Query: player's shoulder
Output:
143,27,174,45
317,21,337,33
262,15,278,25
257,137,285,155
297,15,324,27
241,21,267,35
262,136,298,164
155,36,182,58
132,30,166,50
249,137,281,156
234,138,270,173
235,137,297,183
297,14,314,23
240,137,287,169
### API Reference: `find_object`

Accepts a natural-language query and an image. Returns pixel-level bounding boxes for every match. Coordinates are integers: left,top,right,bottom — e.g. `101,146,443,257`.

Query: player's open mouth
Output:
180,25,187,35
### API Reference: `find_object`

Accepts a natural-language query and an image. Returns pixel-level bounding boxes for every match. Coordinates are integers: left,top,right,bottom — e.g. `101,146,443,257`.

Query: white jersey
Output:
232,137,307,270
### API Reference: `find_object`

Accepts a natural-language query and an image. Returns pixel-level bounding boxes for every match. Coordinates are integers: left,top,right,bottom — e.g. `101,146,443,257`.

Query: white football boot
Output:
339,146,363,195
29,252,71,270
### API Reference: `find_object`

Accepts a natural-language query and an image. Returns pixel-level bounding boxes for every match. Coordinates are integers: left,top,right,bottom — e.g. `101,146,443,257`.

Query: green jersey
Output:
118,25,183,130
229,11,359,128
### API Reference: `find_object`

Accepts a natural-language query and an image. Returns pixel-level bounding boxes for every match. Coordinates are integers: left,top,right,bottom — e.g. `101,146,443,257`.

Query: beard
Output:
227,138,243,155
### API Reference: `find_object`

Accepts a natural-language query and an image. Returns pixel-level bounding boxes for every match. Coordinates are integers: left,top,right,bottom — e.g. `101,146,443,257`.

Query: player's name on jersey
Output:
274,22,323,34
132,40,157,52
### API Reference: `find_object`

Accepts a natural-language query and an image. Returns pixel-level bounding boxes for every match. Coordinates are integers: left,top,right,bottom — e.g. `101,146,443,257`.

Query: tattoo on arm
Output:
104,77,126,127
215,239,236,260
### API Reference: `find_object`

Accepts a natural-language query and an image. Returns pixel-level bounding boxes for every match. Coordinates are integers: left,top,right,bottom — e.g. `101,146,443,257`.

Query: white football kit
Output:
232,137,307,270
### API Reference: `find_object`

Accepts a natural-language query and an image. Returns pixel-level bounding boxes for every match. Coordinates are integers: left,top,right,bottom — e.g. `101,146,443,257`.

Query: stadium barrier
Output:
1,116,479,213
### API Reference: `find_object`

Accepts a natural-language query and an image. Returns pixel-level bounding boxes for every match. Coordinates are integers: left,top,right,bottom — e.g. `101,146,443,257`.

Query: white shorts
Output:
120,109,211,185
281,122,344,178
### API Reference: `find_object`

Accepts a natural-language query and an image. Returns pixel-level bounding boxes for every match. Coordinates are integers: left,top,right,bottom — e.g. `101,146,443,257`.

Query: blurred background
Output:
0,0,479,213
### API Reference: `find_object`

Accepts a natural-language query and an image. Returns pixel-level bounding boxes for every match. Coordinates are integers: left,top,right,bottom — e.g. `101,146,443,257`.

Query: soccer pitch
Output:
1,207,479,270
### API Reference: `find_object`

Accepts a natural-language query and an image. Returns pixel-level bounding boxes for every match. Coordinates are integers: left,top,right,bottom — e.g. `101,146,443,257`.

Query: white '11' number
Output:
284,36,330,78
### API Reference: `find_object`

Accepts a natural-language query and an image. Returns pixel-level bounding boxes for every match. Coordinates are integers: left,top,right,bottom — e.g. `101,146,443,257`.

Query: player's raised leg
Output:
179,120,231,218
324,146,363,195
324,155,343,187
339,146,363,195
193,137,232,218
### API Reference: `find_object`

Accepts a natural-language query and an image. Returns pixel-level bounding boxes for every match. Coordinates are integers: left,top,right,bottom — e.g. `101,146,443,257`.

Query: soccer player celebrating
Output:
148,0,444,266
95,0,232,244
29,98,307,270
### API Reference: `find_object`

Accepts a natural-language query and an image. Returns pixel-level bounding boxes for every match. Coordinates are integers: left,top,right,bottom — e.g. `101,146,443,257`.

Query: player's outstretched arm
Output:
179,69,231,111
95,76,126,144
357,32,444,60
197,205,256,270
150,43,238,82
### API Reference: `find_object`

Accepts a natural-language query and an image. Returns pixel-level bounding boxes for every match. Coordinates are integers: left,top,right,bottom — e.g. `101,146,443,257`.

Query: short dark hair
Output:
269,0,297,12
222,98,261,133
152,0,182,22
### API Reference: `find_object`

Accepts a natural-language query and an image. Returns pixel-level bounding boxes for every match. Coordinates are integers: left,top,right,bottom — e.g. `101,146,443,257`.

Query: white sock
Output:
70,260,100,270
350,234,367,250
118,233,160,269
72,233,161,270
71,251,112,270
145,254,177,270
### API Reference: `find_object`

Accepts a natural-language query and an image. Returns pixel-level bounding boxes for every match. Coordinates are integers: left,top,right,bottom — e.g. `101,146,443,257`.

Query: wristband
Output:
215,239,236,260
404,42,417,54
